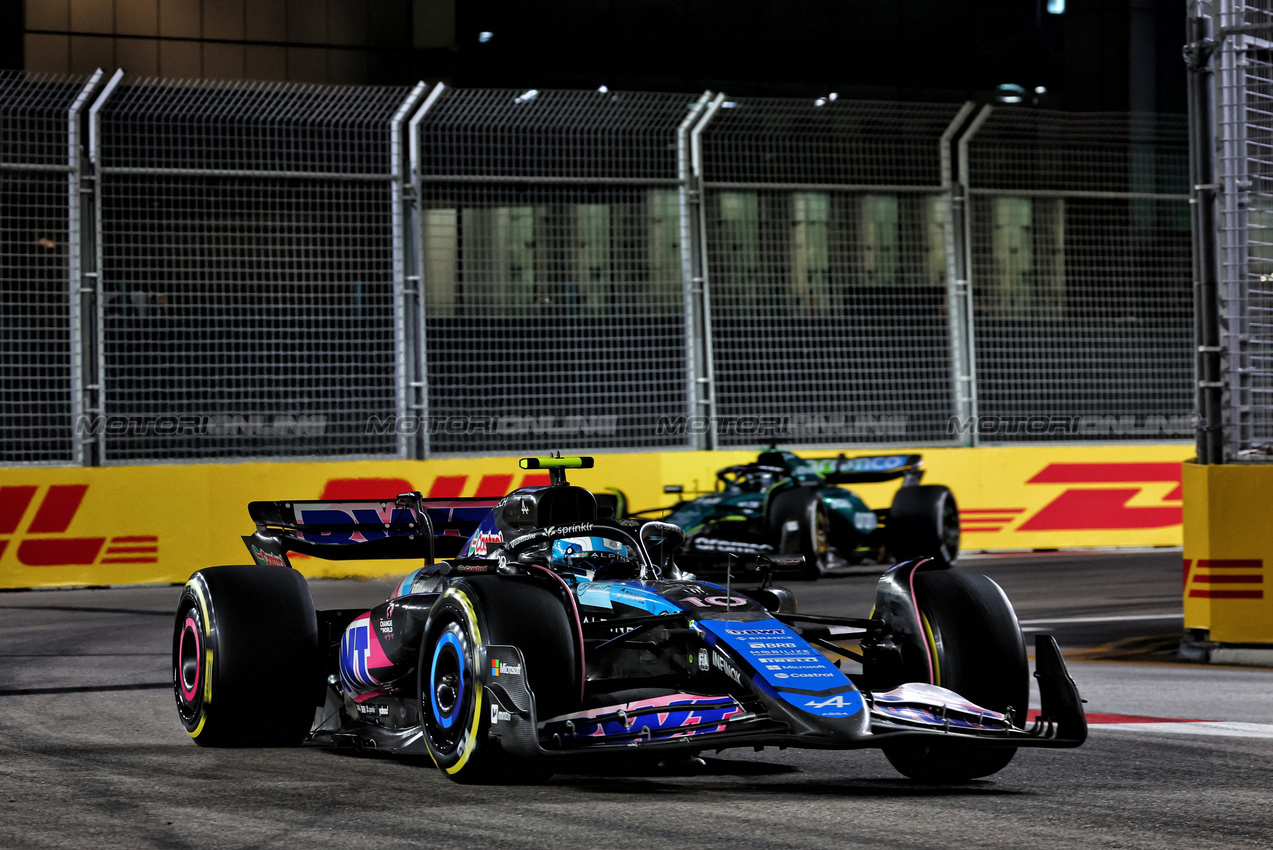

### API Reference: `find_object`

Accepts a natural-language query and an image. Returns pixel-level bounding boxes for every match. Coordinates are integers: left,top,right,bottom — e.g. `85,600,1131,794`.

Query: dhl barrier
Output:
1182,462,1273,653
0,444,1193,589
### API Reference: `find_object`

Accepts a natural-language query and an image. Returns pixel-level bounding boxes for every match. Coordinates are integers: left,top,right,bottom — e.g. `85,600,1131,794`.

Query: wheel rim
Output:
178,616,201,701
812,505,830,572
426,623,469,752
173,603,204,724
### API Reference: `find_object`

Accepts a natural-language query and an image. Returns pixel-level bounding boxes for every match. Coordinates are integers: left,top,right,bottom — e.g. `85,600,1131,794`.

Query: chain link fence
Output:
0,69,1196,465
963,108,1194,443
0,71,100,465
90,75,419,463
697,98,969,447
409,87,699,454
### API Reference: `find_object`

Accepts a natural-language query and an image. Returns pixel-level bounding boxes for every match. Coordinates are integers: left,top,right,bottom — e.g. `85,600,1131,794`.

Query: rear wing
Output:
243,492,501,567
800,454,924,486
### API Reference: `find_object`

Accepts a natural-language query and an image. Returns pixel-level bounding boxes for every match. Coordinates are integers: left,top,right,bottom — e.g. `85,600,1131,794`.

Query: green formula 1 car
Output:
637,449,959,580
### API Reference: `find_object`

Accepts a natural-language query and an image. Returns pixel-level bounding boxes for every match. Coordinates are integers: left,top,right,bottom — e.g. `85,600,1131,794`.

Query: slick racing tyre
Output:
173,565,321,747
768,488,830,580
419,575,578,784
888,484,960,568
882,570,1028,782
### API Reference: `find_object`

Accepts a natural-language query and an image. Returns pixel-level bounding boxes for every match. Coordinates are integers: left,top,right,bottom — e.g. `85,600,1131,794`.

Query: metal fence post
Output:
940,101,977,447
688,93,726,451
406,83,446,460
678,91,714,450
390,81,431,460
85,68,126,467
955,104,992,446
1187,2,1224,464
68,69,105,466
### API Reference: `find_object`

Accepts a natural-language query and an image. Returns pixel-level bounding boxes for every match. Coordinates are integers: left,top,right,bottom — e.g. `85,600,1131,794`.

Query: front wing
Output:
484,635,1086,760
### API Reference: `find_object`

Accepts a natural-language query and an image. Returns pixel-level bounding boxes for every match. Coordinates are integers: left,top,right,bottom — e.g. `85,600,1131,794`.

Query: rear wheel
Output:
882,570,1027,782
768,488,830,580
419,576,578,783
889,485,960,568
173,565,321,747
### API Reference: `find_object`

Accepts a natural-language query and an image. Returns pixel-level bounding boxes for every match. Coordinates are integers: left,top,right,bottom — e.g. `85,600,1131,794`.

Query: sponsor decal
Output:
339,618,374,692
490,703,513,724
1183,559,1265,600
296,503,420,544
249,545,286,568
0,484,157,567
692,538,773,553
467,530,503,557
804,693,863,711
697,649,710,672
490,659,522,677
712,652,743,685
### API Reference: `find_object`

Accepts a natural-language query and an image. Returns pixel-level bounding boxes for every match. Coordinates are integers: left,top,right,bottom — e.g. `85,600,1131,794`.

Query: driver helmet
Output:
741,468,777,493
550,536,638,582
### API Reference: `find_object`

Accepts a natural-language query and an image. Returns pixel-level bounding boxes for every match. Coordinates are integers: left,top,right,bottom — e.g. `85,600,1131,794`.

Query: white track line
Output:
1019,614,1183,626
1096,721,1273,739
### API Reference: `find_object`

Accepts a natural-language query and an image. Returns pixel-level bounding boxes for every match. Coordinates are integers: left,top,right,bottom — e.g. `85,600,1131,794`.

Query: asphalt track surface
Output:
3,549,1272,850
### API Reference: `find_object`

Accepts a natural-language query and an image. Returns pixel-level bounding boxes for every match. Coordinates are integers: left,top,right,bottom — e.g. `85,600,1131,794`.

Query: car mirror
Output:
663,485,684,495
755,554,805,573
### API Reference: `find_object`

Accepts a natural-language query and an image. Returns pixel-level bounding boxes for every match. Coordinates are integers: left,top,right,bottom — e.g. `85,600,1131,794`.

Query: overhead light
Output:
478,31,494,43
1047,0,1065,12
721,101,737,108
1034,86,1047,95
813,92,838,107
514,89,539,104
598,85,609,93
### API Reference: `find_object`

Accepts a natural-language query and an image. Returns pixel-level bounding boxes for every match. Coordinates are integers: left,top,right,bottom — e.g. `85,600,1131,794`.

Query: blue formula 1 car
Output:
172,457,1085,784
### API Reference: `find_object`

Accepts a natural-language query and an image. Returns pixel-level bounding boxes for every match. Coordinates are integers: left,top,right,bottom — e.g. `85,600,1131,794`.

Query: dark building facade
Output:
8,0,1183,113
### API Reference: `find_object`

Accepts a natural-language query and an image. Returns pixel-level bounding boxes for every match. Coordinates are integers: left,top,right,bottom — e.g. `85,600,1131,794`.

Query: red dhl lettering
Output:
1182,558,1265,600
0,485,158,567
961,463,1184,534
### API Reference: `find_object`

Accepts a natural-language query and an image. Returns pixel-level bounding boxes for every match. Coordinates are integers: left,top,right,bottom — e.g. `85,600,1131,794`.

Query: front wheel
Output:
419,576,578,783
768,488,830,580
881,569,1027,782
173,565,321,747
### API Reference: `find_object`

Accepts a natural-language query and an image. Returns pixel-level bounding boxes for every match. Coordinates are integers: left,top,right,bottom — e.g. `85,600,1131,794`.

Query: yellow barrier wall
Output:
1182,462,1273,644
0,444,1192,589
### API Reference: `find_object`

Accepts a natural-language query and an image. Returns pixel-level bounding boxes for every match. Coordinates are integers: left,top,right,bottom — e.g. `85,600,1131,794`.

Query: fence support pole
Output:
940,101,978,447
404,83,447,461
953,104,993,447
1187,3,1225,464
677,92,714,451
390,81,431,460
687,93,726,451
68,69,105,467
83,68,126,467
